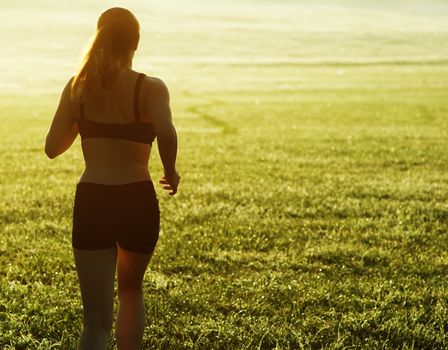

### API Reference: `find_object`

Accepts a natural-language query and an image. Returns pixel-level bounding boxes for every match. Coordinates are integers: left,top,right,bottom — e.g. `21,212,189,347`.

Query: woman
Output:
45,7,180,350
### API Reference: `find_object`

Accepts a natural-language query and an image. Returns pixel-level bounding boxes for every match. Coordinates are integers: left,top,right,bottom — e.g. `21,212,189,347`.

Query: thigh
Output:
73,247,117,322
116,243,152,291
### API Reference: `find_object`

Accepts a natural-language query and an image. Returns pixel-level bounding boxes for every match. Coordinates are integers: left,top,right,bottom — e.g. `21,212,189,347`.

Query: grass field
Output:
1,0,448,349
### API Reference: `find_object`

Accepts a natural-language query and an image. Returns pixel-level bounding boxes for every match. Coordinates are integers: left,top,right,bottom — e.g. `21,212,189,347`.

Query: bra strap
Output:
134,73,145,122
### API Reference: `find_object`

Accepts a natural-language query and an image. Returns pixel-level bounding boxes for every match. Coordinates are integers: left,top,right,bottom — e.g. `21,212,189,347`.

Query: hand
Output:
159,171,180,196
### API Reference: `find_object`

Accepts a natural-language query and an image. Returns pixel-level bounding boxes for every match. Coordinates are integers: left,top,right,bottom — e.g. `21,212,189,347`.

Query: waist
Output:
79,167,151,185
76,179,154,189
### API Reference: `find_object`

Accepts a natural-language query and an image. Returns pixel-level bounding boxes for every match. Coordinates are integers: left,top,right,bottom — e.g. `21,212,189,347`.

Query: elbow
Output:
44,141,57,159
45,148,56,159
157,126,177,142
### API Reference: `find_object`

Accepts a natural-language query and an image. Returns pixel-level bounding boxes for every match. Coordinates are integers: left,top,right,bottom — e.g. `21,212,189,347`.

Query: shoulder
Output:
61,76,79,118
141,74,170,102
62,76,74,95
61,76,76,103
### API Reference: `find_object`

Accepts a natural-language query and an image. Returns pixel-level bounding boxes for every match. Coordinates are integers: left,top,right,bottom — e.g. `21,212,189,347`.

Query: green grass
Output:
1,1,448,349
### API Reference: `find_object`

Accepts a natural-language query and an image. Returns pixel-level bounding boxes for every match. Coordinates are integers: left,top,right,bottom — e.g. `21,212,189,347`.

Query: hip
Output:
73,180,159,215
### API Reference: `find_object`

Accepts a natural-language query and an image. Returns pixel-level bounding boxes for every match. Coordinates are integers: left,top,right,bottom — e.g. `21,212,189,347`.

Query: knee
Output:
118,284,143,300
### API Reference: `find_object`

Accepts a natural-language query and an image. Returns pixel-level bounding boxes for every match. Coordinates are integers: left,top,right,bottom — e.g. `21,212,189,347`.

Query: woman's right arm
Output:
146,77,180,195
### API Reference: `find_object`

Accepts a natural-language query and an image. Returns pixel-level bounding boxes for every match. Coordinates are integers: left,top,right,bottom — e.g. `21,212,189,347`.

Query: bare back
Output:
76,68,153,185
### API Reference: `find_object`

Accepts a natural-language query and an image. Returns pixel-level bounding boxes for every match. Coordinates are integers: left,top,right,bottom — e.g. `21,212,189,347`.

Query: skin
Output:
45,51,179,349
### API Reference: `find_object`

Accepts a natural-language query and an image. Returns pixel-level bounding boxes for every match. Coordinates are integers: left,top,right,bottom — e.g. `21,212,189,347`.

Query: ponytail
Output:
71,8,140,101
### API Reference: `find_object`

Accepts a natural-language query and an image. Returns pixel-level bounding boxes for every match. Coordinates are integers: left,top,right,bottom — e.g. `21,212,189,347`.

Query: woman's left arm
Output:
45,78,79,159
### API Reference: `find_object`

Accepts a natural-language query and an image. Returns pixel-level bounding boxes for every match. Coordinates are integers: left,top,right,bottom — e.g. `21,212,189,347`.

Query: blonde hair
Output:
71,8,140,100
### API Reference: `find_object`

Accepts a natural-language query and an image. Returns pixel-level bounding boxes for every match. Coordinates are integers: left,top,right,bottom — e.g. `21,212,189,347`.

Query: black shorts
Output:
72,181,160,254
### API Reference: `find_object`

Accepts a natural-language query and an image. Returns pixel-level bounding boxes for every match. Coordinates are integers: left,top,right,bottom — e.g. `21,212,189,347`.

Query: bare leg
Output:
115,243,152,350
73,247,117,350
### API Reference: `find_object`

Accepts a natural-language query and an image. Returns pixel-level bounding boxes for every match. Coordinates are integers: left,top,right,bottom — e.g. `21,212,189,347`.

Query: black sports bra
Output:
77,73,156,145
